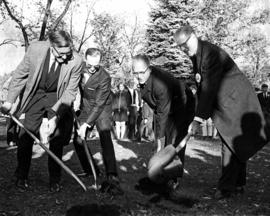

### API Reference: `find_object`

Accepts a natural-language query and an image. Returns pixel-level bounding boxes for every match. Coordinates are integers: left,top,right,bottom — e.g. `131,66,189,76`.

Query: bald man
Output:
132,54,195,198
174,25,269,199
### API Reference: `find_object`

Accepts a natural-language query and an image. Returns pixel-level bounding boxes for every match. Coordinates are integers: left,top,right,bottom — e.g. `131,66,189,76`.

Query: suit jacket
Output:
112,89,131,111
140,66,195,139
79,66,112,129
257,92,270,110
193,39,268,161
6,41,83,118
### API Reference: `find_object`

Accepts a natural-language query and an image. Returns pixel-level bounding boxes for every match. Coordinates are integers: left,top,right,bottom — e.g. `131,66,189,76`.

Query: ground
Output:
0,117,270,216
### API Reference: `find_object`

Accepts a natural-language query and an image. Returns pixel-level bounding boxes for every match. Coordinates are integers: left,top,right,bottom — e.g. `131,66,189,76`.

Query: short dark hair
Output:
262,83,268,88
48,30,73,47
132,54,150,66
85,48,102,59
174,25,194,39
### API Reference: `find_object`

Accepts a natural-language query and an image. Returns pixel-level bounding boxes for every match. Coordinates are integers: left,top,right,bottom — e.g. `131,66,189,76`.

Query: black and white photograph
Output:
0,0,270,215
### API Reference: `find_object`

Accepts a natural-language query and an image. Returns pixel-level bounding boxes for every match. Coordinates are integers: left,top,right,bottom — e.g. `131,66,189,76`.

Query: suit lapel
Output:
196,40,203,74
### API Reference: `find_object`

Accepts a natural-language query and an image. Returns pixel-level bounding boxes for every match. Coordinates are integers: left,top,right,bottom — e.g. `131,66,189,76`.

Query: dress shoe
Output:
8,141,16,147
77,169,101,178
100,175,124,196
235,186,244,195
165,179,180,199
49,182,62,192
214,189,233,199
15,179,30,191
77,172,91,178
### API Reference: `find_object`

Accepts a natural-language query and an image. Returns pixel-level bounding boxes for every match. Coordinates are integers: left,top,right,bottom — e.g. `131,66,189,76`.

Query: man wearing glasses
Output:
174,25,268,199
1,30,83,192
132,54,195,198
74,48,122,195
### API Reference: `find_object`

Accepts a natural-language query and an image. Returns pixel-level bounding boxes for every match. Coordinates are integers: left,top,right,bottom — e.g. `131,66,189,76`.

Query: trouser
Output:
15,93,73,184
139,118,154,141
218,136,246,192
128,106,138,140
115,121,126,139
7,118,18,144
165,122,188,178
164,105,195,178
73,119,118,176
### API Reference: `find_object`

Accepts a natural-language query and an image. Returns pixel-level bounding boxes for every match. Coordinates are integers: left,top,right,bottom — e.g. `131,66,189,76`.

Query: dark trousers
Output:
16,93,73,183
73,119,117,176
7,118,18,144
128,106,138,140
139,118,154,141
218,137,247,192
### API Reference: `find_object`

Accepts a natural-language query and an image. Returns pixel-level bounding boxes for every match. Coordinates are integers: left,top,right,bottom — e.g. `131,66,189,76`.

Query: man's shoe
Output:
100,175,124,196
235,186,244,195
15,179,30,191
8,141,16,147
49,182,62,192
77,172,91,178
214,189,233,199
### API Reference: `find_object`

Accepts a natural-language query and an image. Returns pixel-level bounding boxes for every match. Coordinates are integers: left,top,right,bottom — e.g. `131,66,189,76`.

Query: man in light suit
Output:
174,25,268,199
1,30,83,192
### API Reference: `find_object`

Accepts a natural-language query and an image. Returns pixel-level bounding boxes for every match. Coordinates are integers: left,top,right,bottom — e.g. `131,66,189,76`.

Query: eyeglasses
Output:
177,34,192,49
132,67,149,75
52,46,73,59
86,64,100,73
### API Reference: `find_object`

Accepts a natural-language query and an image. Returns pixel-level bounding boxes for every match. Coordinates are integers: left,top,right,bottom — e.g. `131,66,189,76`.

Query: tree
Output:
1,0,72,51
195,0,270,85
91,13,125,74
146,0,198,78
122,16,146,58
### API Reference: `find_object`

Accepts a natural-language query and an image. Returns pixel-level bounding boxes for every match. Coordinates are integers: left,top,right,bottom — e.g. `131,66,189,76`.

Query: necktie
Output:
49,60,56,74
133,91,136,104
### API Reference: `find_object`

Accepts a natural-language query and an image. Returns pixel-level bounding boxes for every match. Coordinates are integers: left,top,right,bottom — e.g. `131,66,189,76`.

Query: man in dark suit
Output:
74,48,121,194
258,84,270,112
132,54,195,197
174,25,268,199
1,30,83,192
127,80,141,140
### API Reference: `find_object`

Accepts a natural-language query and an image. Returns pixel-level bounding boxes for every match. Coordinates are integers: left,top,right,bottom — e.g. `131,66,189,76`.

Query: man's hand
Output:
144,118,148,124
188,120,201,135
48,116,58,136
77,123,90,140
0,102,12,114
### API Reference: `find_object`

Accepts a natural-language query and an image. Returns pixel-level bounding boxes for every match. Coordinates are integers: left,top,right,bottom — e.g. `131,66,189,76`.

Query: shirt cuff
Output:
194,116,204,123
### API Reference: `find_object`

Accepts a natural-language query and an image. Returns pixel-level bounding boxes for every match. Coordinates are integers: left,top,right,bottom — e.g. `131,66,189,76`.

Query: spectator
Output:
112,83,131,140
127,80,141,140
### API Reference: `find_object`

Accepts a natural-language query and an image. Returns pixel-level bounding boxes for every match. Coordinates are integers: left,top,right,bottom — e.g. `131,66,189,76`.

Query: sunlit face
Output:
132,59,151,84
119,83,125,91
262,86,268,93
175,33,198,57
51,45,72,63
85,55,101,74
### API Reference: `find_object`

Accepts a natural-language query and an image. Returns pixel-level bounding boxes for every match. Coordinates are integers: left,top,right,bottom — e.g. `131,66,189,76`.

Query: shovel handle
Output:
10,115,87,191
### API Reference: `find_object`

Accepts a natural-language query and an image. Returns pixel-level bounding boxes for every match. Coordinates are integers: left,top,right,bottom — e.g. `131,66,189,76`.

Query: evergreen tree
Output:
146,0,197,78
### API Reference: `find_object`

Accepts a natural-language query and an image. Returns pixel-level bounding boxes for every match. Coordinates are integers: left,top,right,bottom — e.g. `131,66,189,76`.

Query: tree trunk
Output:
39,0,53,41
2,0,29,51
51,0,72,31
